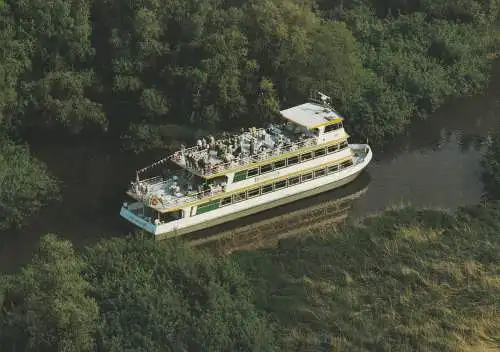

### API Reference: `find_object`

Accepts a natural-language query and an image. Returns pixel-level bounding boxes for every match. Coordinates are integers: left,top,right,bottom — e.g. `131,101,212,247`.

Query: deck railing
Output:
127,180,225,210
169,135,318,177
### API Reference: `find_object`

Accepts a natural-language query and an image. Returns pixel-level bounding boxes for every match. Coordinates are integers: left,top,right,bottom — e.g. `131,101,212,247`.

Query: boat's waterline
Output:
120,145,372,239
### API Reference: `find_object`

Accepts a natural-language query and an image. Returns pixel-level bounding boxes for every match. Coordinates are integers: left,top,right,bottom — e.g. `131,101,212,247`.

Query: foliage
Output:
4,0,107,133
0,138,60,231
83,236,276,352
235,204,500,351
0,0,495,149
0,234,99,351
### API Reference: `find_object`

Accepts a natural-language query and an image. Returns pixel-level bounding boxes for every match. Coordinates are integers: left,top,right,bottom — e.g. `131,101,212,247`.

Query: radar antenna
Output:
317,91,331,105
309,90,336,111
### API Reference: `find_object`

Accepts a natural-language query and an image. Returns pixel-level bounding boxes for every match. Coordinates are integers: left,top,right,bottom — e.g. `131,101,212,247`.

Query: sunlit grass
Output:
235,204,500,351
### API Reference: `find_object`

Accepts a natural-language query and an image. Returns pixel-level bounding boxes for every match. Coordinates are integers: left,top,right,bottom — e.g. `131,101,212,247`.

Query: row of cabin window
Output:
242,140,349,179
324,122,343,133
221,158,354,207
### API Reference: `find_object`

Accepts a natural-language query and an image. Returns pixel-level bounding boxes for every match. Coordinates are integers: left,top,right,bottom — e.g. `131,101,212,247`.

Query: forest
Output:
0,0,500,350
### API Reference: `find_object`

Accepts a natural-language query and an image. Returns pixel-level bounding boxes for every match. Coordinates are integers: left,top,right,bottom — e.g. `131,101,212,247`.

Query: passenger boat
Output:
120,92,373,239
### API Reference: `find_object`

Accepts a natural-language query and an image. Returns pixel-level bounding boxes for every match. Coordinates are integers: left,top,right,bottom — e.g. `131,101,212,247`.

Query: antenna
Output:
317,91,331,104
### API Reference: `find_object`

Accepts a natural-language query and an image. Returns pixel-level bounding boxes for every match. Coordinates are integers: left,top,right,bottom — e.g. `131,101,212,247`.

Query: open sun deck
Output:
162,96,346,179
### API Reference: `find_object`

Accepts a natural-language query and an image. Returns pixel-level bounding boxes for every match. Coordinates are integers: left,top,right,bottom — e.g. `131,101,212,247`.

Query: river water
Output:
1,64,499,271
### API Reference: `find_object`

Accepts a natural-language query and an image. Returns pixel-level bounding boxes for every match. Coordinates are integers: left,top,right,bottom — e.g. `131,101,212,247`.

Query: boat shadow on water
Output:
183,171,371,255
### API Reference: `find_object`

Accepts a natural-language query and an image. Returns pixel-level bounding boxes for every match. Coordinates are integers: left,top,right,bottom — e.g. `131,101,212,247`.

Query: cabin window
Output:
327,165,339,174
314,168,326,178
324,122,342,133
339,140,348,149
275,180,287,189
142,206,155,218
160,210,182,223
262,184,273,194
233,170,247,182
340,159,353,169
301,152,312,162
196,200,220,215
301,172,313,182
248,188,260,198
287,156,299,166
314,148,326,158
274,159,286,169
260,163,273,173
247,168,259,177
220,197,232,207
327,144,339,154
233,192,247,202
288,176,300,186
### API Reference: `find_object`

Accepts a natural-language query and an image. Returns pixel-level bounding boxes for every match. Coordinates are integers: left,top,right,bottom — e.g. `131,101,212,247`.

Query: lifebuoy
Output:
151,197,159,206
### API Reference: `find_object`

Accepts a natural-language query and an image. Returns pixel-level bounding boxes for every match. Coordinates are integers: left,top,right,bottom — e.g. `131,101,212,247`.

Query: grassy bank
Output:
235,204,500,350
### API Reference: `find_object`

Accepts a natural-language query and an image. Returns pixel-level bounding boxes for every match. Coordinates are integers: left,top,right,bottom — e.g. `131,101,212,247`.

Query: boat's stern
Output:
120,202,157,235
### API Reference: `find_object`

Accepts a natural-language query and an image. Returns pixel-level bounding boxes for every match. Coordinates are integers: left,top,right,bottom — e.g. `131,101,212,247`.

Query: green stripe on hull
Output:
196,200,220,215
233,170,247,182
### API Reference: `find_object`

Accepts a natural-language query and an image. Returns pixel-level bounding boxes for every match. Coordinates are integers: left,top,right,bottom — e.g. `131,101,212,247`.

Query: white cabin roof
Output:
280,102,343,130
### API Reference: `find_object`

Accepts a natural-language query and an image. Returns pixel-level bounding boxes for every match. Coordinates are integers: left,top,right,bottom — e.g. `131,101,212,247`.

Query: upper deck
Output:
167,94,345,179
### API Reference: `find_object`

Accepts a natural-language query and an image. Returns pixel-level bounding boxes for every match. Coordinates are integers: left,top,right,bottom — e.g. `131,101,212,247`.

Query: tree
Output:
0,234,100,351
0,139,60,231
7,0,106,133
84,236,276,351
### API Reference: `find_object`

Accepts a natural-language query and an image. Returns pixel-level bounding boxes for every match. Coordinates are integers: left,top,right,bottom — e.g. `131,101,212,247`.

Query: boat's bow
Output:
350,144,373,169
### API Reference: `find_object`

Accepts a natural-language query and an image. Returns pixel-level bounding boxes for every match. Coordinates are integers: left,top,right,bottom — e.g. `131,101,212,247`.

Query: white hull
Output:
120,144,372,239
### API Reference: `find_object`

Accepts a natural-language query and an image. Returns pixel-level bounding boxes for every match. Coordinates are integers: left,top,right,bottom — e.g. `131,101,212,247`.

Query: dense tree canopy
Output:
0,138,59,231
0,234,99,351
84,237,275,351
0,0,496,147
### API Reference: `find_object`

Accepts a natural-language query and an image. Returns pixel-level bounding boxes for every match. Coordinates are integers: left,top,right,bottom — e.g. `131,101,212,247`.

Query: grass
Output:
233,203,500,351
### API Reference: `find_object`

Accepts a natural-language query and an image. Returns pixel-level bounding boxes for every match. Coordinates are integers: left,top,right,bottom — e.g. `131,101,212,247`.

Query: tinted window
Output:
328,165,339,174
274,159,286,169
325,122,342,133
314,148,326,157
301,152,312,161
233,192,246,202
275,180,287,189
248,188,260,198
221,197,232,206
248,168,259,177
315,168,326,177
289,176,300,185
287,156,299,165
261,163,273,173
262,184,273,194
302,172,313,181
327,144,339,154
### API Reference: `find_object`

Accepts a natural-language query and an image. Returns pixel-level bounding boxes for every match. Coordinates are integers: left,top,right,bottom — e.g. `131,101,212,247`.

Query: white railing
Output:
169,136,318,177
128,180,225,209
